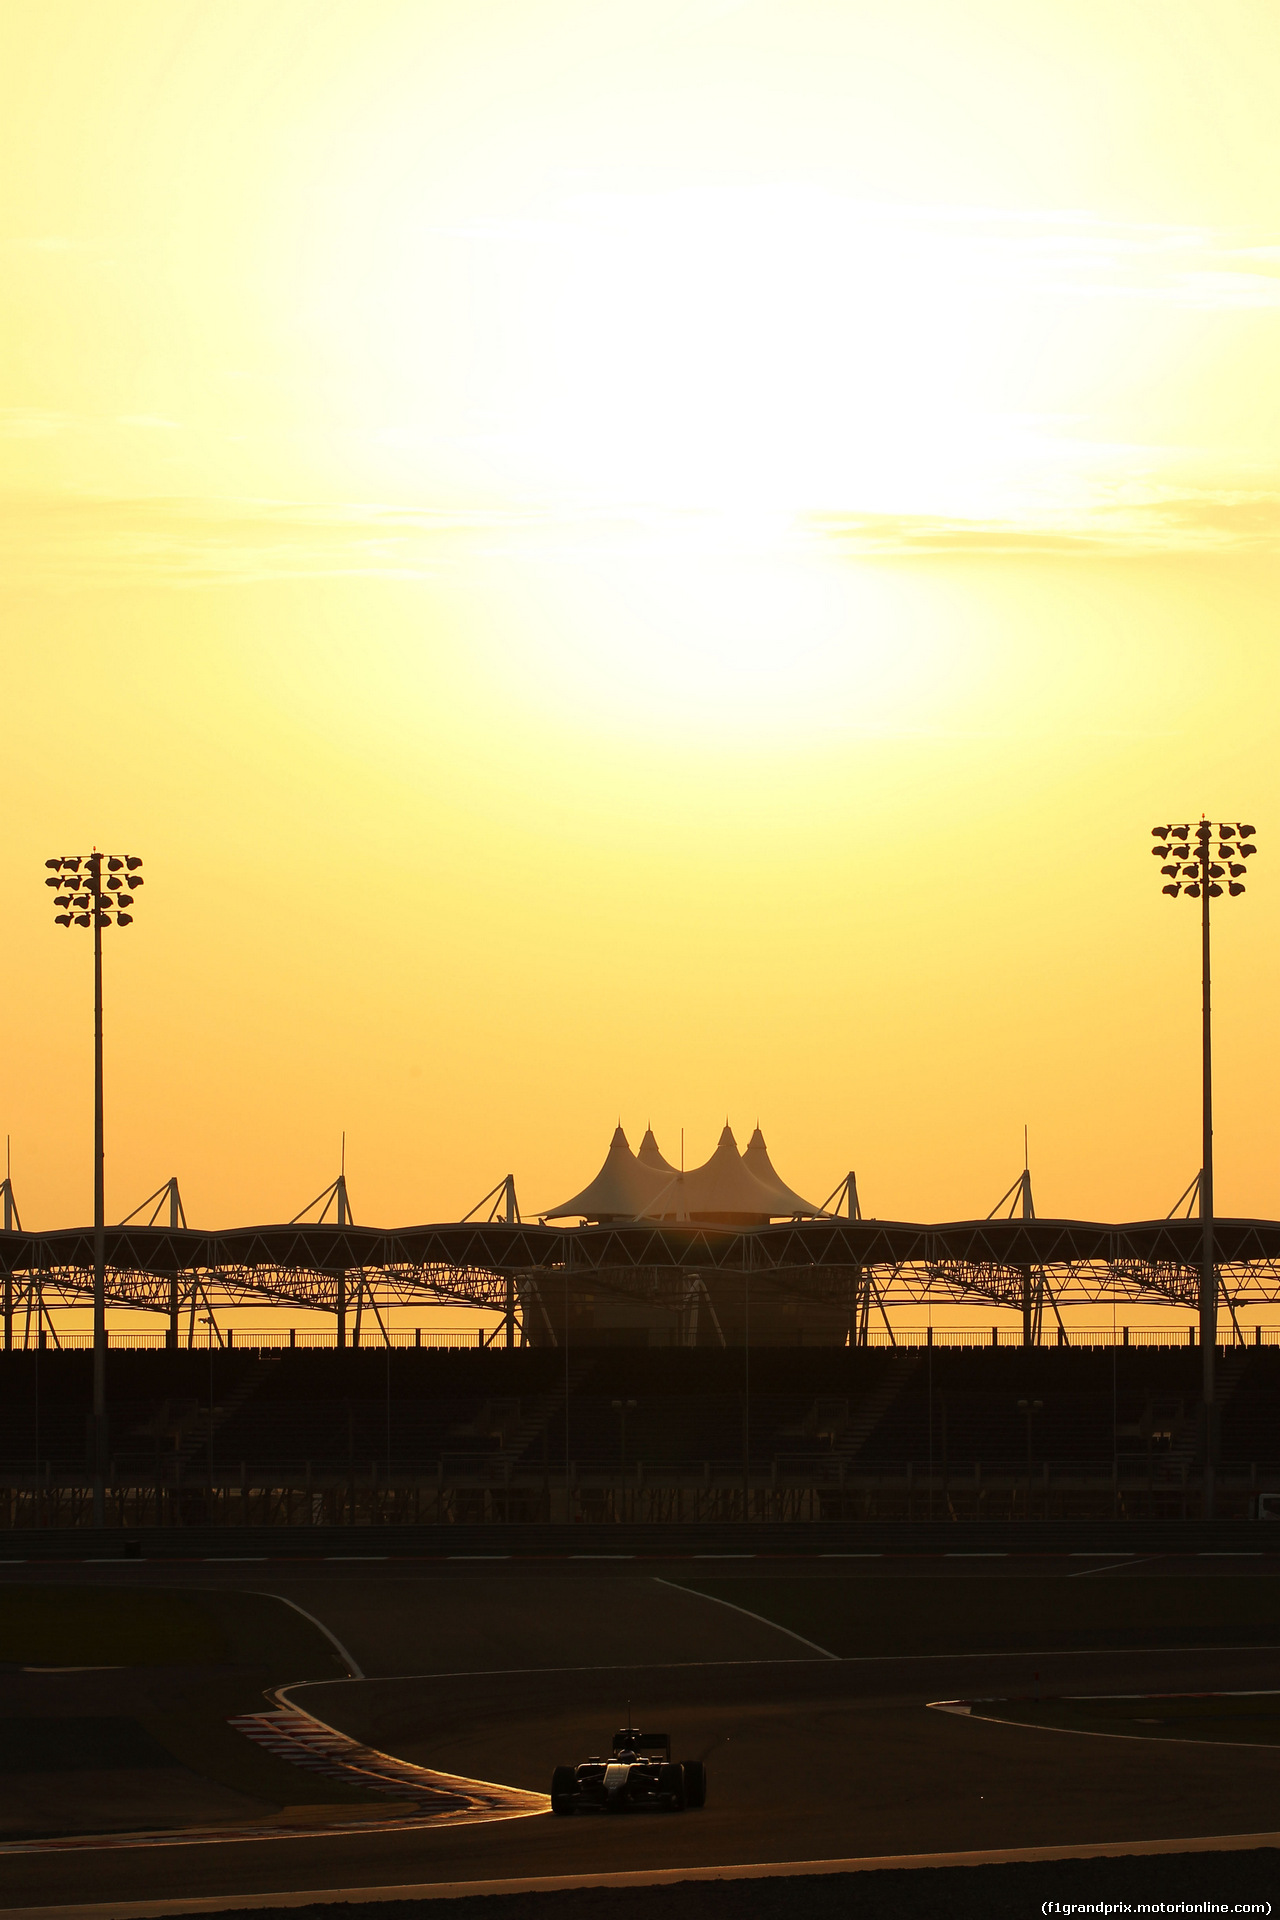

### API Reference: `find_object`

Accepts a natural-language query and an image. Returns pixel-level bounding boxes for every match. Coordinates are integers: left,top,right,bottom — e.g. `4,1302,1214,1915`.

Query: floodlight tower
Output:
43,850,145,1526
1151,816,1257,1518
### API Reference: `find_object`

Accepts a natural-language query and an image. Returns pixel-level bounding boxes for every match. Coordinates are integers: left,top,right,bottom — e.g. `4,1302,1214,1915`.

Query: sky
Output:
3,0,1280,1291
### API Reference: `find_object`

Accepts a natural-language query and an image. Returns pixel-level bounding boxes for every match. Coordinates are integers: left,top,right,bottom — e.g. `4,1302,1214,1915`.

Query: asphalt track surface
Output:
5,1554,1280,1911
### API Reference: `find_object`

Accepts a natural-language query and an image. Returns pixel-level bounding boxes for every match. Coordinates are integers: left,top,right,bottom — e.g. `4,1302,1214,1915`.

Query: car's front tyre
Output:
550,1765,577,1814
681,1760,706,1808
657,1761,686,1811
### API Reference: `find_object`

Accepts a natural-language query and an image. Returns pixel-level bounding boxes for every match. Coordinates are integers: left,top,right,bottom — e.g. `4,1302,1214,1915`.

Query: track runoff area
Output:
2,1553,1280,1919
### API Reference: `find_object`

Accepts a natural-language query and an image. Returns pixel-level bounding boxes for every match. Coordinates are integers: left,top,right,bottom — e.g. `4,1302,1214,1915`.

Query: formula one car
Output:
550,1727,707,1815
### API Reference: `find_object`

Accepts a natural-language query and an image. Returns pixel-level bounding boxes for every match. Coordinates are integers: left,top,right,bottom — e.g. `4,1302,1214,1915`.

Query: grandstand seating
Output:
1,1346,1277,1504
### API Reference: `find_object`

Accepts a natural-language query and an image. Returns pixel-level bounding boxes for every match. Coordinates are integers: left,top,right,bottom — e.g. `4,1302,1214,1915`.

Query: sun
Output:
295,182,1096,521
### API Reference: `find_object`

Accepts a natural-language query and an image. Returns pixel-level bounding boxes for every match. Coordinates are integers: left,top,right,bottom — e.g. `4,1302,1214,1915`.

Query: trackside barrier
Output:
0,1517,1276,1561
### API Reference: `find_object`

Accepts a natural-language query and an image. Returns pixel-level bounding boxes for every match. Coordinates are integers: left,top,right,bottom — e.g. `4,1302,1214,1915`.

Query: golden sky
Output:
3,0,1280,1247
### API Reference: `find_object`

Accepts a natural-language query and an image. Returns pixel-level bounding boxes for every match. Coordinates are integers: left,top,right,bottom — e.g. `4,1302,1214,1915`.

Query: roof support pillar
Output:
336,1173,349,1349
2,1174,14,1352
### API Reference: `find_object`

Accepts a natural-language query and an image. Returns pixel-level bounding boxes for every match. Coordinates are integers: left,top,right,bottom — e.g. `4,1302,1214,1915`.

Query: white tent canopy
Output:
543,1122,825,1224
541,1125,671,1222
637,1127,676,1174
742,1125,819,1217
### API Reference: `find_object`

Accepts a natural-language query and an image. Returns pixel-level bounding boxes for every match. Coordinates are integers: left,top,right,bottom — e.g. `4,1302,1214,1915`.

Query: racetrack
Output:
4,1553,1280,1911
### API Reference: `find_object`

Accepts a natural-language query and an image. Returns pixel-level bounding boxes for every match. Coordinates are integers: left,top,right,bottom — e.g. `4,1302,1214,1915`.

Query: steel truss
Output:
5,1217,1280,1344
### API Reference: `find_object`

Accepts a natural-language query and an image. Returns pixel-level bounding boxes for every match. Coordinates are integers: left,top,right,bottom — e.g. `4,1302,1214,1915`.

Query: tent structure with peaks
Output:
543,1123,825,1225
637,1127,676,1174
742,1126,819,1218
538,1125,672,1223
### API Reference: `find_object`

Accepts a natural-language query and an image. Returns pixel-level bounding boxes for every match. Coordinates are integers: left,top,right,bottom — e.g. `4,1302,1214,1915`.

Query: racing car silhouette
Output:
549,1726,707,1814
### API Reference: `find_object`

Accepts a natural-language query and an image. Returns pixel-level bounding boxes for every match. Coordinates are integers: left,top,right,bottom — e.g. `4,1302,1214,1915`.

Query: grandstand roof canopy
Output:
743,1126,821,1217
543,1123,823,1224
542,1125,671,1222
638,1127,676,1174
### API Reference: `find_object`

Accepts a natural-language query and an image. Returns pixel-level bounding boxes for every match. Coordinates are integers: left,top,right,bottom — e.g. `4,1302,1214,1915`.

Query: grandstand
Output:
2,1341,1276,1526
6,1129,1280,1528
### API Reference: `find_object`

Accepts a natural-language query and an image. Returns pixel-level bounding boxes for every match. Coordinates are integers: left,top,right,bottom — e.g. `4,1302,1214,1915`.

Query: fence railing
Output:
862,1326,1272,1349
7,1325,1280,1352
15,1328,492,1352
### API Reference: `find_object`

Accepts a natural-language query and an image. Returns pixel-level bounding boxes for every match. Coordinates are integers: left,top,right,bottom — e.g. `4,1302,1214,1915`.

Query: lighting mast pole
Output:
44,849,145,1527
1152,816,1257,1519
1200,835,1213,1450
92,855,106,1517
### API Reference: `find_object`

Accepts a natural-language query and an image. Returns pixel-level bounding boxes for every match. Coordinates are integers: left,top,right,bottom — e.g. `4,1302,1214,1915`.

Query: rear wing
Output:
612,1727,670,1758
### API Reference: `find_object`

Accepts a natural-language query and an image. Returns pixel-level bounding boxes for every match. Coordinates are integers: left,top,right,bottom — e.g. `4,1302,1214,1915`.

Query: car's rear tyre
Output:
657,1761,686,1810
681,1761,706,1809
550,1765,576,1814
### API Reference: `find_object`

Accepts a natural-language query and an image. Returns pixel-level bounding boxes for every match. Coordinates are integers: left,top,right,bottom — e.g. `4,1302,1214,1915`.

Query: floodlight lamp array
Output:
44,853,144,928
1150,820,1257,899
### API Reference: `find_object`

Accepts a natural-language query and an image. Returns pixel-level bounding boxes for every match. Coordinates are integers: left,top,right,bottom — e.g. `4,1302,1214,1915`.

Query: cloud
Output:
4,480,1280,596
810,481,1280,558
808,513,1106,557
1135,492,1280,540
0,410,69,439
0,495,549,589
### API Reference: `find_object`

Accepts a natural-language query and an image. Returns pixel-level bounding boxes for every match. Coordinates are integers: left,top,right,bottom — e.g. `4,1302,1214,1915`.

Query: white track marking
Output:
280,1638,1280,1690
226,1708,469,1809
258,1591,365,1680
0,1695,546,1859
0,1801,542,1860
12,1829,1280,1918
281,1658,834,1700
274,1694,549,1803
230,1706,545,1811
927,1693,1280,1753
653,1575,837,1659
